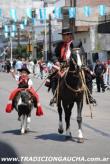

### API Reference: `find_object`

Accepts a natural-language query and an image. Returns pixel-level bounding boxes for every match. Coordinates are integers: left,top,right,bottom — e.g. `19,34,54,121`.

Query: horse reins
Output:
36,77,48,92
79,70,93,119
64,68,93,119
64,69,84,93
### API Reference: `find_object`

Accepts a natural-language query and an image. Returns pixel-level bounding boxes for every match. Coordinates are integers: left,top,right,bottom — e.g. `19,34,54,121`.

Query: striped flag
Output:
4,25,9,33
32,18,36,25
24,19,27,26
83,6,91,16
69,7,76,18
54,7,62,19
26,8,32,18
10,32,15,37
4,33,9,38
20,24,25,30
10,9,17,21
39,8,47,20
98,5,106,16
12,24,16,32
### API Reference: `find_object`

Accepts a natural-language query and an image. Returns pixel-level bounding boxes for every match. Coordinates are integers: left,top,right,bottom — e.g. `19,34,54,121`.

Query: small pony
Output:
13,89,34,134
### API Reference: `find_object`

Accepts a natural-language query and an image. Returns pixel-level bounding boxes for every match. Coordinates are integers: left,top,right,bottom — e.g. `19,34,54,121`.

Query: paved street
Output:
0,72,110,164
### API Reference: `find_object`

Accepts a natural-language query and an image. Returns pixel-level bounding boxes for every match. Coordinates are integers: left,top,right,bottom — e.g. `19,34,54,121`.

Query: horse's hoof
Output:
21,129,25,135
25,128,30,133
77,138,84,143
58,128,64,134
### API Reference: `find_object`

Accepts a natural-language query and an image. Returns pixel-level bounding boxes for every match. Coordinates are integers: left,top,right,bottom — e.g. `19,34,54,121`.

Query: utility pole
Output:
48,14,52,60
17,23,20,46
44,0,48,62
31,9,36,59
69,0,76,33
10,36,13,67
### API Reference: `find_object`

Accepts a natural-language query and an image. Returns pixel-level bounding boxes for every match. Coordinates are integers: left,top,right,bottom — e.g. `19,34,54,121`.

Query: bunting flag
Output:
0,5,109,24
4,33,8,38
39,8,47,20
54,7,62,19
69,7,76,18
83,6,91,16
10,9,17,21
20,24,25,30
26,8,32,18
23,18,28,26
98,5,106,16
10,32,15,37
32,18,36,25
12,24,16,32
4,25,9,33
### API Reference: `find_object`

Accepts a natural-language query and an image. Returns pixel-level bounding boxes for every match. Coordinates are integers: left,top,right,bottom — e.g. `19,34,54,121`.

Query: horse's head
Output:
17,90,33,107
20,90,30,104
16,90,33,106
69,48,82,71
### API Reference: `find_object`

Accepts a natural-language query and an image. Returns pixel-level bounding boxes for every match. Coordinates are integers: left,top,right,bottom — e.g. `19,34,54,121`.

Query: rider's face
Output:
62,33,73,43
21,71,28,76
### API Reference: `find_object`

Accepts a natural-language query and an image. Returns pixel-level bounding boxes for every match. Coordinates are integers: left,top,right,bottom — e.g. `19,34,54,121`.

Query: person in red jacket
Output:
5,66,43,117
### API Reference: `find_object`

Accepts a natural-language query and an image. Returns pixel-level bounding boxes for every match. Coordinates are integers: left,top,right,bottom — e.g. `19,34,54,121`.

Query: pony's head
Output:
20,90,32,105
16,90,33,110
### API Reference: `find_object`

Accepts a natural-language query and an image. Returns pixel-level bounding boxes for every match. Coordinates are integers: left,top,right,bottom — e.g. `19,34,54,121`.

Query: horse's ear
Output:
70,40,82,49
71,52,77,64
69,55,73,63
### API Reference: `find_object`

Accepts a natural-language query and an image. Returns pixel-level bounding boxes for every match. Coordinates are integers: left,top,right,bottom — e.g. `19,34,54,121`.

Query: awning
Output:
98,22,110,33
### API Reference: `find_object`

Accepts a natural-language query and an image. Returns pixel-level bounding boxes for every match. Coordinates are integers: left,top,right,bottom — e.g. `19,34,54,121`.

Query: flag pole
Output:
10,36,13,67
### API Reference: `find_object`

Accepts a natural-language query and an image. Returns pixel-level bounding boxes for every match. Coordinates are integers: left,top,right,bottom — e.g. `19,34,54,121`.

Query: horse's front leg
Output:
21,115,27,134
26,114,31,132
64,103,73,140
58,100,64,134
77,100,84,143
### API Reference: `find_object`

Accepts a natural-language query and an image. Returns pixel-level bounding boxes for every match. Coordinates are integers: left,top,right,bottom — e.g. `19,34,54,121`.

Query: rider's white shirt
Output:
66,41,72,60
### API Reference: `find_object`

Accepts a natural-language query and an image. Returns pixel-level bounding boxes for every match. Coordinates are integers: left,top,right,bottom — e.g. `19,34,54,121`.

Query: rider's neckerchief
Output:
18,75,29,88
61,41,72,61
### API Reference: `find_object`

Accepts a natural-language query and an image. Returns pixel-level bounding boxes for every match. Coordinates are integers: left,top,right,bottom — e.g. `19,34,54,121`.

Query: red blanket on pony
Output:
5,87,43,116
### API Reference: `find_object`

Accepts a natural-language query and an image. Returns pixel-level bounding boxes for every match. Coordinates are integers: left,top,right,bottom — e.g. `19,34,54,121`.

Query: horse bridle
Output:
64,61,84,93
18,89,33,104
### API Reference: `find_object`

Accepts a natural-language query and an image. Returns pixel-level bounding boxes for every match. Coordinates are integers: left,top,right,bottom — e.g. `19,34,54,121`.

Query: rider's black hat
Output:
59,27,73,35
18,67,30,74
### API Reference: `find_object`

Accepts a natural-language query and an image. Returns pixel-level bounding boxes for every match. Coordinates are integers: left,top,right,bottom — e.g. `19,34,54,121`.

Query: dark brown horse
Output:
57,48,84,143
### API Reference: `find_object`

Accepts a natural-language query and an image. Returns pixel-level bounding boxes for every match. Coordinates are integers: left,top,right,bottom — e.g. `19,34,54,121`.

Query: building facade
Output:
64,0,110,63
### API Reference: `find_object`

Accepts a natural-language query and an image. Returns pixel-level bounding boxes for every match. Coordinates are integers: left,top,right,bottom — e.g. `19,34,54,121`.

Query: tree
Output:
13,45,29,58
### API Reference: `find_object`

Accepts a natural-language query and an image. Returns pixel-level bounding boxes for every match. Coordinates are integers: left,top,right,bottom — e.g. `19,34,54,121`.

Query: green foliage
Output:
13,45,29,58
37,51,43,59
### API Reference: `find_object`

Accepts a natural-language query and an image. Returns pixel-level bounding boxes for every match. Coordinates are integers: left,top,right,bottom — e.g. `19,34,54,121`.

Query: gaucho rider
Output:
5,66,43,117
48,27,95,105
